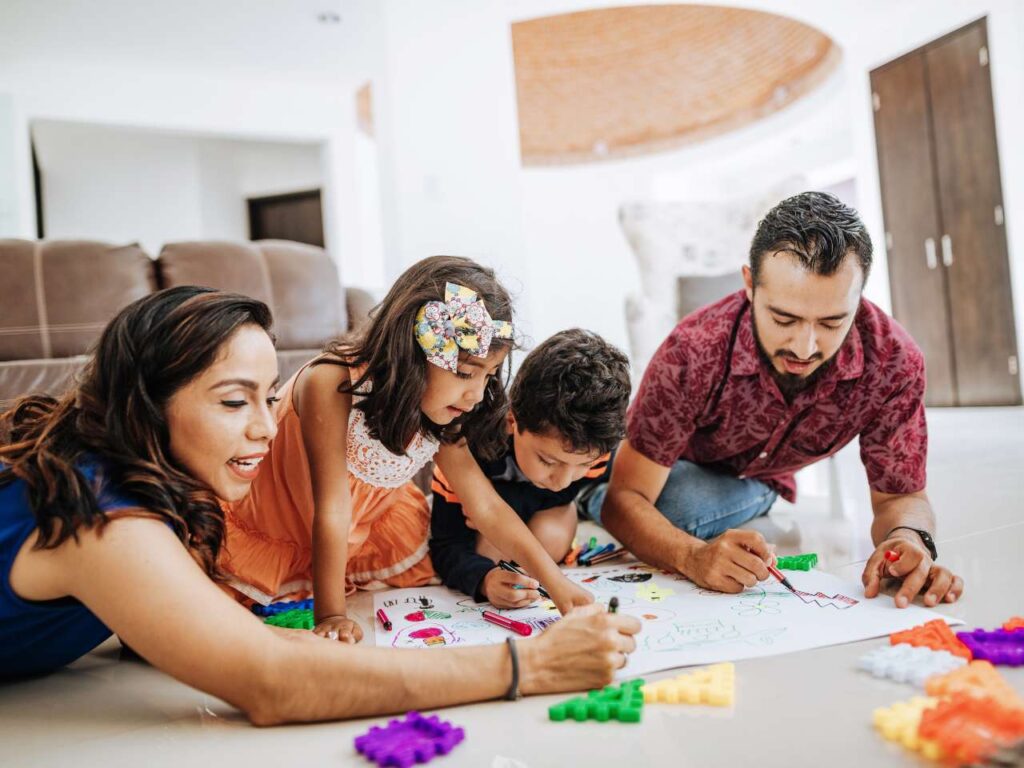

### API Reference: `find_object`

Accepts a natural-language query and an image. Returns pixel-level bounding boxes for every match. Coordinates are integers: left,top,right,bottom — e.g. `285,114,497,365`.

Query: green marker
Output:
588,536,597,551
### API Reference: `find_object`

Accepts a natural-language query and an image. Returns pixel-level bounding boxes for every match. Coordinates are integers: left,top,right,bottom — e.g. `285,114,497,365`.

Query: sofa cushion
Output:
157,240,346,351
0,239,154,360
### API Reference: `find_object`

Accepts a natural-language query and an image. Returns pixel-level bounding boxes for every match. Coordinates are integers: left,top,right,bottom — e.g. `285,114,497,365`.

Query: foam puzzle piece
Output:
872,696,941,757
891,619,973,659
918,693,1024,765
642,663,735,706
924,661,1024,708
858,643,967,686
548,679,645,723
251,598,314,617
264,608,314,630
1003,617,1024,632
958,630,1024,667
354,711,465,768
775,553,818,571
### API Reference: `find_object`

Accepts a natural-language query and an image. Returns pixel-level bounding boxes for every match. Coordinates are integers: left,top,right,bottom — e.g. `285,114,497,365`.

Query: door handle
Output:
941,234,954,267
924,238,937,270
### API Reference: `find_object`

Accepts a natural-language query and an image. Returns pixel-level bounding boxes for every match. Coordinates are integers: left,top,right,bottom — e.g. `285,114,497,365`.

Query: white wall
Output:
0,93,19,237
0,3,374,284
32,122,324,256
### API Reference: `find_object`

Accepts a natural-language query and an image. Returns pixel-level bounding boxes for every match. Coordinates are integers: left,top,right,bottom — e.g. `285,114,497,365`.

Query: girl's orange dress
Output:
219,361,438,605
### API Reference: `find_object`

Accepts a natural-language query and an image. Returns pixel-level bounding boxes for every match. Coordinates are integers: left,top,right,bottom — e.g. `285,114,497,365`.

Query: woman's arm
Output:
435,442,593,613
294,362,359,640
48,517,639,724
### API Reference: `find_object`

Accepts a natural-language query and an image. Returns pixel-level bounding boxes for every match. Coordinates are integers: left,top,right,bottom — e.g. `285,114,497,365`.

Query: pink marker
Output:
482,610,533,637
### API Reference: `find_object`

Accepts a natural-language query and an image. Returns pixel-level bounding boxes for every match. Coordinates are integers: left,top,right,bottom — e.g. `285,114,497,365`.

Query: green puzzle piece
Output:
775,553,818,571
263,608,314,630
548,679,645,723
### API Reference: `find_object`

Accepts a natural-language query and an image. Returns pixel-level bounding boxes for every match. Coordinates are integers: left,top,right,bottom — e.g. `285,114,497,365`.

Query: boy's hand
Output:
482,568,542,608
313,614,363,644
549,577,595,615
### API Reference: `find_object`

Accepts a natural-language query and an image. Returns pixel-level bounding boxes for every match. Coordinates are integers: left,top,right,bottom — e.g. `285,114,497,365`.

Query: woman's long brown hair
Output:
0,286,274,577
326,255,518,461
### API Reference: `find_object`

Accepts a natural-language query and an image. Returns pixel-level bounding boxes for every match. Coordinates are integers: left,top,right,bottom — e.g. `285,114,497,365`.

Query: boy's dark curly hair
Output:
509,329,631,455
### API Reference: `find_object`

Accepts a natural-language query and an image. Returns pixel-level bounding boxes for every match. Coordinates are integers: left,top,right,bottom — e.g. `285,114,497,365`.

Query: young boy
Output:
429,328,631,607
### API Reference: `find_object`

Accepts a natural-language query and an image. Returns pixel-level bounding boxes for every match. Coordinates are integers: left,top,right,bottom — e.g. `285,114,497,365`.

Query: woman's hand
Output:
518,604,641,694
313,614,363,644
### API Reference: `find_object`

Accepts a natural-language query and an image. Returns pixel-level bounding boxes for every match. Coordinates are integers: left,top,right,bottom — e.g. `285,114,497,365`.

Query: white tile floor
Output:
2,407,1022,767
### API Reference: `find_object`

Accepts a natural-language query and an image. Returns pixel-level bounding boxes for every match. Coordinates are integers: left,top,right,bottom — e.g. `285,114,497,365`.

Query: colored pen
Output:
608,596,619,614
587,547,627,566
767,563,797,594
376,609,392,631
482,610,533,637
579,543,615,565
498,560,551,600
564,543,583,566
880,549,901,578
587,535,598,551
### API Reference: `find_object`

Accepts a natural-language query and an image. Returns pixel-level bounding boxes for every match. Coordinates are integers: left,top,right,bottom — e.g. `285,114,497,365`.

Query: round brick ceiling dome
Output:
512,4,840,166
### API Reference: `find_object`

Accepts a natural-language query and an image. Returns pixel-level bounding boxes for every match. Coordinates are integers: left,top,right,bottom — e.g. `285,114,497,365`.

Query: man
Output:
591,192,963,609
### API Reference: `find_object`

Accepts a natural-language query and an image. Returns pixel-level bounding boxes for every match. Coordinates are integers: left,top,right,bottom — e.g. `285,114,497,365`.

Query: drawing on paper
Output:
374,562,955,679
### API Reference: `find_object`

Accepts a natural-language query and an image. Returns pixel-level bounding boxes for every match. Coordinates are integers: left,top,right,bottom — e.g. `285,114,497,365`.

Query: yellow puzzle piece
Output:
642,663,735,706
872,696,943,760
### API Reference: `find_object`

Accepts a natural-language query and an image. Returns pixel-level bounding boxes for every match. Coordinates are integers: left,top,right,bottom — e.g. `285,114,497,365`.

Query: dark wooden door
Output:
871,17,1020,407
248,189,325,247
925,21,1020,406
871,53,956,406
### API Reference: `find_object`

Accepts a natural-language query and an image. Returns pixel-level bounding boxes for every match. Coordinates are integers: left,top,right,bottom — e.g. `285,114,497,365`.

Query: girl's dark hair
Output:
325,255,517,461
0,286,274,577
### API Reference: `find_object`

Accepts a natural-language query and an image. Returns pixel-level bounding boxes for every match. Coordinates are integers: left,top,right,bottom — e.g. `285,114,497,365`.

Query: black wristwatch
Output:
886,526,938,561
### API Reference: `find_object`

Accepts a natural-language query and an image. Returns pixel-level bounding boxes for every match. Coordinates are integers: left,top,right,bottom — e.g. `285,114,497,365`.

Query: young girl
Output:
219,256,593,642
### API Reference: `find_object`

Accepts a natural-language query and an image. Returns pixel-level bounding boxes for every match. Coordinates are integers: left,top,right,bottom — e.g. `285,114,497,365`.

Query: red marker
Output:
767,563,797,594
376,609,392,632
880,549,901,578
482,610,533,637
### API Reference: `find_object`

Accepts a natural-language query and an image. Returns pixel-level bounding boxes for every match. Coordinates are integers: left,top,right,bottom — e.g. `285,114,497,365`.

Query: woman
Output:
0,286,639,724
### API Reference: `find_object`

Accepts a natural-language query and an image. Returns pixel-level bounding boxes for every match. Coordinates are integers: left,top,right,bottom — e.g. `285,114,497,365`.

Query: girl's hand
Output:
549,578,594,615
314,614,363,644
518,604,641,694
482,568,542,609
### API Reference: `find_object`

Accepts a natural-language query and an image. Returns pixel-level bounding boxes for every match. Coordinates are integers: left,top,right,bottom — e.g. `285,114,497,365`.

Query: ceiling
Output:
511,4,841,165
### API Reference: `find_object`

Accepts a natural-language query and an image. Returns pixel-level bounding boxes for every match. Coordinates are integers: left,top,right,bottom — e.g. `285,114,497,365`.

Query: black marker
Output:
608,596,619,614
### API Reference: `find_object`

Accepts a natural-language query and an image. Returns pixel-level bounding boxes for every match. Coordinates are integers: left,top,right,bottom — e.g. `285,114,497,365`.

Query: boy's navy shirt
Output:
429,435,609,601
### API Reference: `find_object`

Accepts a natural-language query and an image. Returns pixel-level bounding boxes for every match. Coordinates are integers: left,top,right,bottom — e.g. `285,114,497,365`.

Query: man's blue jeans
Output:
582,460,778,540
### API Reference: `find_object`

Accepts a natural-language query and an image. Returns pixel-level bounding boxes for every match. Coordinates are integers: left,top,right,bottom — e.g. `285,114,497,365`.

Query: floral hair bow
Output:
414,282,514,373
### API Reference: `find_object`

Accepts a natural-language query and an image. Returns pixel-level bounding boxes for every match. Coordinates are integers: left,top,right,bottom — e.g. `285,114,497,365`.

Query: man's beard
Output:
751,312,847,401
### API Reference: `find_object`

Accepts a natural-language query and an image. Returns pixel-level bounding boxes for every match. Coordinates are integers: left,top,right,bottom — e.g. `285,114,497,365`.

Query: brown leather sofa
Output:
0,238,376,408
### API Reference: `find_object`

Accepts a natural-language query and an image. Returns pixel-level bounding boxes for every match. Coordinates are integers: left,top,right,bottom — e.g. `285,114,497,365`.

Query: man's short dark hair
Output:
749,191,873,286
509,329,631,455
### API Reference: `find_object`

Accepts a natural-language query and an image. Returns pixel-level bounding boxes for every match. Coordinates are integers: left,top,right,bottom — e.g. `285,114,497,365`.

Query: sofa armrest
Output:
345,286,380,334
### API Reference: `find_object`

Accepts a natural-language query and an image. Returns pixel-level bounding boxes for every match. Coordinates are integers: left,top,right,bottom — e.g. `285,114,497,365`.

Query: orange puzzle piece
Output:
924,660,1024,708
890,619,972,659
1004,617,1024,632
918,693,1024,765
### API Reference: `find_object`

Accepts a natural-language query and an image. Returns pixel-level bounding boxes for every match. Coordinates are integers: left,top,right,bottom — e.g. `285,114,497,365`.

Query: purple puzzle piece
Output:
956,628,1024,667
354,711,465,768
